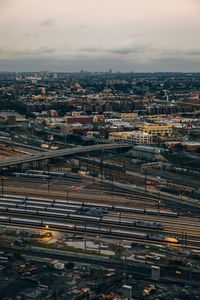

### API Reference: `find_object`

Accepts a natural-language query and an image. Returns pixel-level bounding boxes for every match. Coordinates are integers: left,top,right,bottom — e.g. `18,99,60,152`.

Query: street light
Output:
29,122,34,139
157,200,161,216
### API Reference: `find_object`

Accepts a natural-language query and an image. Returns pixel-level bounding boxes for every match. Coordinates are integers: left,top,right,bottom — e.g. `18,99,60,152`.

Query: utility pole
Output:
185,232,187,250
98,217,101,239
144,169,147,196
118,212,121,224
189,264,192,288
100,153,103,183
84,221,87,253
1,176,4,198
111,176,114,194
47,163,50,194
124,252,127,276
67,191,69,203
157,190,161,215
181,232,187,251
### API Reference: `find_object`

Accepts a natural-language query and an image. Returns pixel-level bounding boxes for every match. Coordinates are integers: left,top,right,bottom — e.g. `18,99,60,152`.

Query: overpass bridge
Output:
0,143,132,169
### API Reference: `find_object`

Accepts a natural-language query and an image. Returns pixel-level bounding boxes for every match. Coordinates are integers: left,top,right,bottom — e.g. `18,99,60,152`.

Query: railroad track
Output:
1,217,200,251
1,209,200,244
2,194,199,246
1,185,162,207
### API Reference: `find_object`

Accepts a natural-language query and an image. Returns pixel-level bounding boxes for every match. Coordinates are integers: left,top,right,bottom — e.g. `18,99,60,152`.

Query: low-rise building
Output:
71,111,83,117
93,114,105,123
65,116,93,125
108,131,153,144
120,112,138,121
131,145,166,161
140,123,173,136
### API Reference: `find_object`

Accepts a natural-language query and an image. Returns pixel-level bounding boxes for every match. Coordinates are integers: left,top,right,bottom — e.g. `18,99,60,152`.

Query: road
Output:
0,143,131,168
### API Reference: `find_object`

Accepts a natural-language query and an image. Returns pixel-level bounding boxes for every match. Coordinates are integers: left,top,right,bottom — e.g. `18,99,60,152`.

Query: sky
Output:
0,0,200,72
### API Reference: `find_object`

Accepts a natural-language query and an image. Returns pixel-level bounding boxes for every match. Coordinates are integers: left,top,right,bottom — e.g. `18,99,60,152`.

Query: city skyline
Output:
0,0,200,72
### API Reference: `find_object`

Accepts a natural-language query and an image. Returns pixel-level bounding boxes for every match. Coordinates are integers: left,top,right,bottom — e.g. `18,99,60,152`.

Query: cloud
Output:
0,0,13,8
108,45,150,55
79,24,89,29
80,47,100,53
80,44,151,56
39,18,57,27
184,49,200,56
1,55,200,73
156,47,200,60
0,46,56,58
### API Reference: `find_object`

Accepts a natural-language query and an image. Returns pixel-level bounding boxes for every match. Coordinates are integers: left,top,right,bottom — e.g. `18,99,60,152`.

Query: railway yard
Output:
1,173,200,250
0,173,200,299
0,191,199,249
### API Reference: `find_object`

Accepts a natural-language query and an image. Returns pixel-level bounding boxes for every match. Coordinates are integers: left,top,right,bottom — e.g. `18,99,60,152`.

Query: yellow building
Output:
140,123,173,136
109,131,153,144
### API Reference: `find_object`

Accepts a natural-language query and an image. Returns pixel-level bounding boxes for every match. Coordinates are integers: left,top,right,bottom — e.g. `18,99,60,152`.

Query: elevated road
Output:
0,143,131,168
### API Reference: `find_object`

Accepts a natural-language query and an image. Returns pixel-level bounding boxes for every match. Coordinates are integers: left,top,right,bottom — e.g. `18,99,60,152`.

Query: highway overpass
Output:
0,143,132,168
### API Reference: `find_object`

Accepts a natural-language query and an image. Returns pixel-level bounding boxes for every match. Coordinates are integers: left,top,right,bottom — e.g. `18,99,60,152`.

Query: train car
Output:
145,209,178,217
2,195,26,200
111,228,147,239
101,217,135,227
0,206,8,212
0,202,17,208
54,199,81,206
164,237,179,243
1,216,180,244
1,198,24,205
64,173,81,180
27,170,45,175
12,172,50,180
85,202,112,211
25,200,52,207
42,221,75,230
53,203,81,211
38,211,69,218
159,211,179,217
28,174,50,180
17,204,47,211
78,207,105,216
8,207,37,215
28,196,53,202
68,214,99,222
47,207,77,214
10,217,42,226
114,206,145,214
44,171,65,178
148,233,179,244
0,215,9,222
134,221,164,230
76,224,111,235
